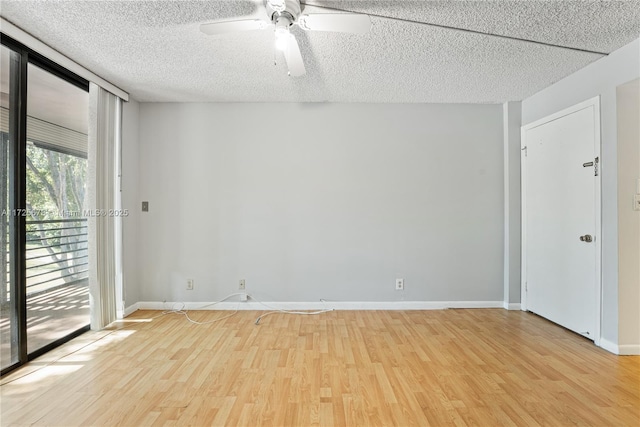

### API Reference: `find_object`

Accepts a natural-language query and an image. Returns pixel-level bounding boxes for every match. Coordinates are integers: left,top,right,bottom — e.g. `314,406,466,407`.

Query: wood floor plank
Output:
1,309,639,426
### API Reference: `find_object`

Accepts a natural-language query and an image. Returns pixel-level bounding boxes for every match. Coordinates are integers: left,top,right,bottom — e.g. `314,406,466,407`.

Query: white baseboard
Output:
123,303,139,317
618,344,640,355
502,302,521,310
599,338,619,354
136,300,505,311
574,337,640,356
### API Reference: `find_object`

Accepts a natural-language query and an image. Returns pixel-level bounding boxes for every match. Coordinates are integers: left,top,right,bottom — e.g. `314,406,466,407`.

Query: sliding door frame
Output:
1,33,90,376
2,34,28,376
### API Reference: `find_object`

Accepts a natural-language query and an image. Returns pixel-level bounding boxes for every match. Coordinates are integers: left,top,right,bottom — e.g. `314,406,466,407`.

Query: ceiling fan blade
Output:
284,35,306,77
297,13,371,34
200,19,270,36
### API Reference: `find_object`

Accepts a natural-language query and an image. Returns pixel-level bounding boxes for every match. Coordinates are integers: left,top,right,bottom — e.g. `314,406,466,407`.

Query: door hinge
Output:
583,157,599,176
521,146,527,157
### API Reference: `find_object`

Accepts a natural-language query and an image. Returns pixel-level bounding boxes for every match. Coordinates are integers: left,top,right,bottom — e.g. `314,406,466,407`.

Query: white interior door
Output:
522,98,600,341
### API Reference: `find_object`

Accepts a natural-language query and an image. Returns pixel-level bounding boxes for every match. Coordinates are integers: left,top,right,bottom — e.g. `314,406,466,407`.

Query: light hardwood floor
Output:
1,309,639,426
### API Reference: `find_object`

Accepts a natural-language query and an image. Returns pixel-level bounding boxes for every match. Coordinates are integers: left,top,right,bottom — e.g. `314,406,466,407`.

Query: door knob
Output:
579,234,593,242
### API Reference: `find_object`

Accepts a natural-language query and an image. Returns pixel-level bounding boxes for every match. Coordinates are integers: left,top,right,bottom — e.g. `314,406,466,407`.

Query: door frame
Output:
520,96,602,346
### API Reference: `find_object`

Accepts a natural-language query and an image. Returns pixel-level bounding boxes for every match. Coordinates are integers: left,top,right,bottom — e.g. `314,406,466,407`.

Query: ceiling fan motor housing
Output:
265,0,301,23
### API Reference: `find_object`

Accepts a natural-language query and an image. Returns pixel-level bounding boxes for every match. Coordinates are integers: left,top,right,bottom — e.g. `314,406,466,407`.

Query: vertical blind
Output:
87,83,122,330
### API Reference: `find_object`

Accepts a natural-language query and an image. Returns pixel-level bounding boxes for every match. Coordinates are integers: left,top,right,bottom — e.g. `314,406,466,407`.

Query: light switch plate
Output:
142,201,149,212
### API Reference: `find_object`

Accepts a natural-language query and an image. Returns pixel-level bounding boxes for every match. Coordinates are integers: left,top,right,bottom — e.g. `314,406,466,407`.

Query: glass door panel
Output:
0,44,21,371
0,46,21,369
25,63,89,353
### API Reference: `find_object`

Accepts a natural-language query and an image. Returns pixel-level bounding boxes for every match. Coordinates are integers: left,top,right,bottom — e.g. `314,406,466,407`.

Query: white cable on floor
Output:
148,293,333,325
183,306,238,325
248,295,333,324
158,293,246,325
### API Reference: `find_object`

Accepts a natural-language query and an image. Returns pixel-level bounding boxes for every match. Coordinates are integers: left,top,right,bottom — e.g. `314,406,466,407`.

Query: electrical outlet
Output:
395,278,404,290
239,279,246,290
186,279,194,290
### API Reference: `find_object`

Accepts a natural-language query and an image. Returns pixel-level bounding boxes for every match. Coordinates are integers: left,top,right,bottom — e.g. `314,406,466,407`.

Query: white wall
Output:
136,103,504,304
616,79,640,353
121,99,140,309
522,38,640,347
503,101,521,307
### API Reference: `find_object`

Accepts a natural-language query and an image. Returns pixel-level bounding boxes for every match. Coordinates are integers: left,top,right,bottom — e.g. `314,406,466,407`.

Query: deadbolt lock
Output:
579,234,593,243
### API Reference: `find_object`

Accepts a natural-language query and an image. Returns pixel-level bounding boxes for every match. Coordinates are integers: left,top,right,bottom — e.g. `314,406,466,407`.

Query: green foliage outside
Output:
26,143,87,220
25,142,88,290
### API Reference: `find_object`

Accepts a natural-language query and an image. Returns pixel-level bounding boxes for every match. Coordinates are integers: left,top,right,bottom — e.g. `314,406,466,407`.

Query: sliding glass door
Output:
1,36,90,374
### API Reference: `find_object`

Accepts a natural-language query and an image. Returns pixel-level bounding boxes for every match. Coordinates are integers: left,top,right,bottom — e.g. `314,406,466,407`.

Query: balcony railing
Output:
3,218,88,299
26,218,88,294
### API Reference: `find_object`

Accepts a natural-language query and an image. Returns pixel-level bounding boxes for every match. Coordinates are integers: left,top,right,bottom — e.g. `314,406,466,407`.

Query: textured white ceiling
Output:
1,0,639,103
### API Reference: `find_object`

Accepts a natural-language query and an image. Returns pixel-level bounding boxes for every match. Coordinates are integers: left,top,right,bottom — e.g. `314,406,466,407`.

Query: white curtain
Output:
88,83,122,330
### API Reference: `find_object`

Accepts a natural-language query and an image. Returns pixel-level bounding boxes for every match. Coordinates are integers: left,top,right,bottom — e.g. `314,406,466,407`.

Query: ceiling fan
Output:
199,0,371,77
